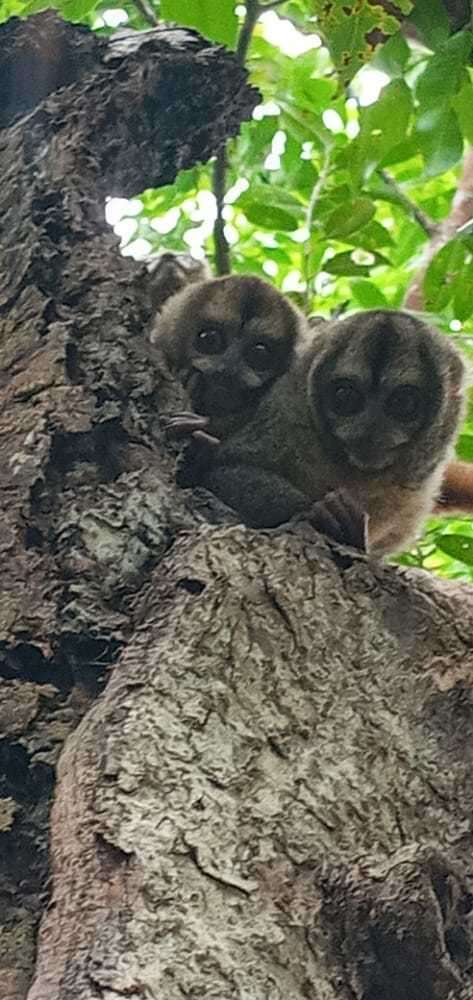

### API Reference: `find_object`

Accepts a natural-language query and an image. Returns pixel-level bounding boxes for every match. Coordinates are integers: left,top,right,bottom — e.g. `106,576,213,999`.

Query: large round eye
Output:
245,342,272,372
385,385,422,421
327,379,364,417
194,328,225,355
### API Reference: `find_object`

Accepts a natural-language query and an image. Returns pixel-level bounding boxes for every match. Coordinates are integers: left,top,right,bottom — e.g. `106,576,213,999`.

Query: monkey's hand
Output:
176,434,221,489
303,490,368,551
161,411,221,447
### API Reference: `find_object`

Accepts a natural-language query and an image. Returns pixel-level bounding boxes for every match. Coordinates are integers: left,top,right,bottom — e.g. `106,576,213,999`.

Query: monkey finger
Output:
161,412,210,438
192,430,220,447
308,505,343,541
324,490,367,545
308,490,368,551
325,490,368,551
163,410,208,421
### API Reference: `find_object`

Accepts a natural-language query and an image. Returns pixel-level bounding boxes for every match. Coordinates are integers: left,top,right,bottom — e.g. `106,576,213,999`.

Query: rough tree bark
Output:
1,11,473,1000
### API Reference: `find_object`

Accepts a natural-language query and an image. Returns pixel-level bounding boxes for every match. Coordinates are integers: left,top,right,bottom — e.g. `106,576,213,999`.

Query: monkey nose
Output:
347,433,389,470
349,445,390,471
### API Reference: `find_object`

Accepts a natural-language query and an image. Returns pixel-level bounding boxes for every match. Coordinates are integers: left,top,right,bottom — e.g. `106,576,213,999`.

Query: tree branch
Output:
131,0,159,26
213,0,261,275
404,147,473,310
236,0,261,63
213,149,231,274
378,169,437,237
303,146,332,311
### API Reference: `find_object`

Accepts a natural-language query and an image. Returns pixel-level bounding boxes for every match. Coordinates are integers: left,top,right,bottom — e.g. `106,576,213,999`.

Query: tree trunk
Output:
1,12,473,1000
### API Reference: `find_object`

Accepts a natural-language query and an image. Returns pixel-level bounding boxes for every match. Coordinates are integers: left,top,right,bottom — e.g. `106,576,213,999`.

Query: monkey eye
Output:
195,328,225,355
385,385,422,421
245,342,272,372
328,379,364,417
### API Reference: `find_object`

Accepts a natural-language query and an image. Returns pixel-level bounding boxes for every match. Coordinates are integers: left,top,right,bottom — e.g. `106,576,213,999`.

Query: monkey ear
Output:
307,314,326,331
146,252,210,312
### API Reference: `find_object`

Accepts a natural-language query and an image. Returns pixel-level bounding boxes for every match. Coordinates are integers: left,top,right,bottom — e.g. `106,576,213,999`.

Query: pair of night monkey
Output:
150,260,472,557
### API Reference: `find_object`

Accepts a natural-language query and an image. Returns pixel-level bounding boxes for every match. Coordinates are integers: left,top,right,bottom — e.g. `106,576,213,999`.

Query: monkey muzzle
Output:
188,371,252,416
338,431,398,472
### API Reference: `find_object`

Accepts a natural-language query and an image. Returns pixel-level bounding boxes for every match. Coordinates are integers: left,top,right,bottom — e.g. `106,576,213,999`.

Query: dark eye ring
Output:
328,379,364,417
385,385,422,421
245,342,272,372
194,328,225,355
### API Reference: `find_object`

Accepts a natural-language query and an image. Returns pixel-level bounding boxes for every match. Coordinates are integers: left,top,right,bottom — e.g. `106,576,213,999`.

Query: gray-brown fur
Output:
179,309,466,556
151,273,308,438
147,252,210,312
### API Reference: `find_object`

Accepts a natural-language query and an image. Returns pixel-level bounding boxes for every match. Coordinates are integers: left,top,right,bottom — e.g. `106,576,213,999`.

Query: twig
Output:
213,149,231,274
378,169,437,237
236,0,261,63
213,0,261,274
303,146,332,311
132,0,159,26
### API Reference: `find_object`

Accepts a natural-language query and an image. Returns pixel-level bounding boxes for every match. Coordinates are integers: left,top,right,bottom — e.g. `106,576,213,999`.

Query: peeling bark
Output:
1,10,473,1000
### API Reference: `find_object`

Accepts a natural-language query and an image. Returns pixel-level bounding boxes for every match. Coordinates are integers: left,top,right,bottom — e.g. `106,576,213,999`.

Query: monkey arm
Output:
165,413,367,547
200,464,310,529
435,460,473,515
179,456,367,549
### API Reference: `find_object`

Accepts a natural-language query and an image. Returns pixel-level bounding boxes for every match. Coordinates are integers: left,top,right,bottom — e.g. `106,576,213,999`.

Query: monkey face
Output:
186,318,293,417
153,274,302,419
309,310,464,476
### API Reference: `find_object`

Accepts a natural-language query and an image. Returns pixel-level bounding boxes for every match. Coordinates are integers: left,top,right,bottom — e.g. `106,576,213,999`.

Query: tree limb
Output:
404,147,473,310
213,0,261,275
303,145,332,310
378,169,437,238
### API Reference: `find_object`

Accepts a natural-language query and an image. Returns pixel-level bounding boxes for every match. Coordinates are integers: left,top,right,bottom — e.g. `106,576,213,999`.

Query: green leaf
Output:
160,0,238,48
355,220,394,250
453,257,473,321
350,280,389,308
416,31,473,107
379,138,420,170
26,0,97,16
456,434,473,462
406,0,450,49
324,197,375,238
423,240,467,310
311,0,412,86
238,184,303,227
324,251,387,276
351,80,413,180
0,0,26,19
437,535,473,566
241,202,299,231
371,31,410,76
451,73,473,146
279,101,330,147
289,70,336,115
415,106,464,177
